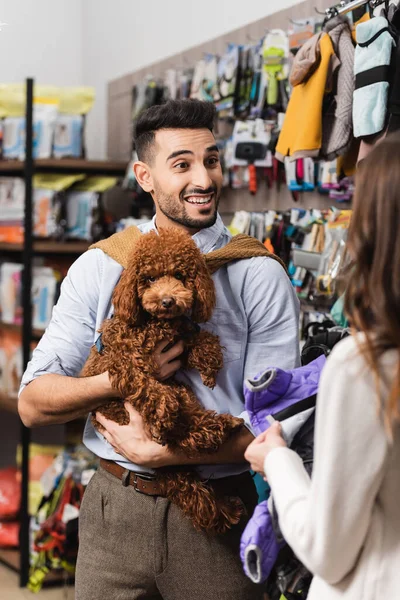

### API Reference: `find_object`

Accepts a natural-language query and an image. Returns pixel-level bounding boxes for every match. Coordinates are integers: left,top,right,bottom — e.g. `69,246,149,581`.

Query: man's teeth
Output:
185,195,212,205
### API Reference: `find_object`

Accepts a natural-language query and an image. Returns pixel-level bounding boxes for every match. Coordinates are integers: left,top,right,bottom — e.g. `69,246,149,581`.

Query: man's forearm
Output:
18,372,119,427
164,426,254,467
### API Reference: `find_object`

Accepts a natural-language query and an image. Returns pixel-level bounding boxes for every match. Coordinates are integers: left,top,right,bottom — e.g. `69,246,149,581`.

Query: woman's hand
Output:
244,422,287,476
96,403,173,468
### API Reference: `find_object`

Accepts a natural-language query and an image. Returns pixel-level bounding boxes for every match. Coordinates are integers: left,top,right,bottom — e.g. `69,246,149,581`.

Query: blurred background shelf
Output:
0,548,74,584
0,240,90,254
0,390,18,414
0,321,44,340
0,158,127,176
0,548,20,572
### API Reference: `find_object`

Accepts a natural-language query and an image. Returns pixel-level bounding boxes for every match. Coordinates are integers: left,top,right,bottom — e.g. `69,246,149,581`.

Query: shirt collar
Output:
150,213,226,253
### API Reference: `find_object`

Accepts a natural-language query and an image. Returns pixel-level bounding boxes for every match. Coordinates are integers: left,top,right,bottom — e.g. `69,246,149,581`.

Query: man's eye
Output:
175,162,189,169
207,157,219,166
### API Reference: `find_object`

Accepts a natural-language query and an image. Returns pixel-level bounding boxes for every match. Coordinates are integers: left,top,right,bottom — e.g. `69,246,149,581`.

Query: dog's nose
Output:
161,297,175,308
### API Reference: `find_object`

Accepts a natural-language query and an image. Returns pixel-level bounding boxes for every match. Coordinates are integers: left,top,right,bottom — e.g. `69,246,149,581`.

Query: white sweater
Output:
265,334,400,600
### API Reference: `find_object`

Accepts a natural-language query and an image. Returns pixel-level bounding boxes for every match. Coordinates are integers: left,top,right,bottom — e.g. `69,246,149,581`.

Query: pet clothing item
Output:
353,16,395,137
289,32,323,86
275,33,337,161
320,17,355,160
240,355,326,583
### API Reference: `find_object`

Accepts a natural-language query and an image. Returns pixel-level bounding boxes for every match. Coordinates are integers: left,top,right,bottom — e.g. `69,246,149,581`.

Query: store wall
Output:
82,0,304,159
0,0,84,85
0,0,304,160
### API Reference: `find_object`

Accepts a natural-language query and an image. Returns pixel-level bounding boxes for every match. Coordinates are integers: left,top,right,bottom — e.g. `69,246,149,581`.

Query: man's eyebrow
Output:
166,149,194,162
206,145,219,153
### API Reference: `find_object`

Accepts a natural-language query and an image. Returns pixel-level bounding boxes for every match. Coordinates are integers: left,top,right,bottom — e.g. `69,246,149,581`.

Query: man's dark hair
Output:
133,99,216,163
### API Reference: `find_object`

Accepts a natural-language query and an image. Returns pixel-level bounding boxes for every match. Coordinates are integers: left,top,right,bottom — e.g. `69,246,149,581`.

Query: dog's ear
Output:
112,265,143,325
192,260,216,323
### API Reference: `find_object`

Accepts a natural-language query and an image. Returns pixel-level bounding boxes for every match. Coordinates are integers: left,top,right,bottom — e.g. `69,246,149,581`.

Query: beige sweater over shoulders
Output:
265,334,400,600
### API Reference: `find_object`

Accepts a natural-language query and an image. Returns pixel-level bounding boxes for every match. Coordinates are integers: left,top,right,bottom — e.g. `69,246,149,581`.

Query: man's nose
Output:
191,164,213,190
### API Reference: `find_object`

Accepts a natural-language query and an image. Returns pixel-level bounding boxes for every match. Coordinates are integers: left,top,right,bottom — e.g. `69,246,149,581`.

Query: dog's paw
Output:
201,374,217,389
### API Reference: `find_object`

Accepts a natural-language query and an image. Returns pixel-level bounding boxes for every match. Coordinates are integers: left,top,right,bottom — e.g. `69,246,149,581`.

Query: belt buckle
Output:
132,472,154,494
132,473,142,494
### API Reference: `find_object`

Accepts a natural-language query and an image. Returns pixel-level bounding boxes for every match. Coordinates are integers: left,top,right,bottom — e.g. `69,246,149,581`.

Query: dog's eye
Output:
174,272,185,281
147,276,156,283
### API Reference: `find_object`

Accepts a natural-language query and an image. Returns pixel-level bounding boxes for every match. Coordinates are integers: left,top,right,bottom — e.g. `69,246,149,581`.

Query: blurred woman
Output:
245,133,400,599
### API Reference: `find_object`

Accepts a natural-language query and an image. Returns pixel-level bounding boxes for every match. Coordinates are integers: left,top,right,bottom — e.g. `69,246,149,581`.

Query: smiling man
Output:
18,99,300,600
134,102,222,232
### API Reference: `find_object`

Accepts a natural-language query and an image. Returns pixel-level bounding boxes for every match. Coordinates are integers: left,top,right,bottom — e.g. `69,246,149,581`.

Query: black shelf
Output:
0,548,74,585
0,320,44,341
0,240,90,255
0,158,127,176
0,78,124,589
0,390,18,414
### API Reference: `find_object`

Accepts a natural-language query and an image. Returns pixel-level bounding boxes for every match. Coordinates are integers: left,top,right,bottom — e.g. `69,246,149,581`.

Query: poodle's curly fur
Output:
81,228,245,533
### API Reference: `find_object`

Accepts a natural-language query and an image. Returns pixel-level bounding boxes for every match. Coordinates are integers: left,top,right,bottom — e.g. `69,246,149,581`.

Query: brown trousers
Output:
75,466,265,600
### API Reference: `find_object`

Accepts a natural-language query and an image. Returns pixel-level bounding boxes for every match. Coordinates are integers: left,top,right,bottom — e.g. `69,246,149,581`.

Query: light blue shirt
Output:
20,215,300,479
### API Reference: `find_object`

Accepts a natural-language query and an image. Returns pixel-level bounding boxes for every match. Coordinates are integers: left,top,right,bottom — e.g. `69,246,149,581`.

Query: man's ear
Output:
133,161,153,193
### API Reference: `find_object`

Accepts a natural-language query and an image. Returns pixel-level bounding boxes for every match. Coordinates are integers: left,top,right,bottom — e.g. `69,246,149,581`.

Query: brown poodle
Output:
81,227,245,533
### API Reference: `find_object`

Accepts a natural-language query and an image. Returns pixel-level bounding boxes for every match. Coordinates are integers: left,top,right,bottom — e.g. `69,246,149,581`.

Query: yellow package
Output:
33,173,86,191
58,87,95,115
72,176,118,193
0,83,60,118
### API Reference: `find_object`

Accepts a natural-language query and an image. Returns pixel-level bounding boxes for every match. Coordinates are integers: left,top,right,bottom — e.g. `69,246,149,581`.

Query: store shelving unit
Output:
0,78,127,587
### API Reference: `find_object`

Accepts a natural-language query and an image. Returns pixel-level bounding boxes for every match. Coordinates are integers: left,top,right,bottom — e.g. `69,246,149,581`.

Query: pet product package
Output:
231,119,272,168
190,59,206,100
0,177,24,221
0,84,60,160
0,330,26,396
0,177,25,243
31,266,59,330
0,467,21,520
66,176,117,240
16,443,65,516
53,87,95,158
316,210,352,296
0,262,59,329
33,173,85,239
214,44,241,117
0,262,23,325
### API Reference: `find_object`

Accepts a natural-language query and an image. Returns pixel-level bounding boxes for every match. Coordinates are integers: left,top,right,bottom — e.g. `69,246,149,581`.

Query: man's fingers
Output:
100,426,114,445
124,402,141,422
159,340,184,365
95,412,115,431
159,359,182,380
155,339,171,352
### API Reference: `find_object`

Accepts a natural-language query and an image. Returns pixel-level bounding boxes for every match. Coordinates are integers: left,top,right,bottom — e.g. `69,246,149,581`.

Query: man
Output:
19,99,300,600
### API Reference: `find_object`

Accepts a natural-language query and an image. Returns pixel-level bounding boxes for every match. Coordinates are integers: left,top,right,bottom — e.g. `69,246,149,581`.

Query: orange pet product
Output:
0,521,19,548
0,329,37,397
0,467,21,520
0,223,24,244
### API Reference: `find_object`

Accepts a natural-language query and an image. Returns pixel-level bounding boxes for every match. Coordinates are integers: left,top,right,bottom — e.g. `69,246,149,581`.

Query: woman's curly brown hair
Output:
82,227,245,532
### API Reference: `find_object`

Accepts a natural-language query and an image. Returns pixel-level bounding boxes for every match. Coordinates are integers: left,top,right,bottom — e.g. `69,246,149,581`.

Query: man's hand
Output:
244,422,287,476
96,403,254,469
153,339,184,381
96,403,173,468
